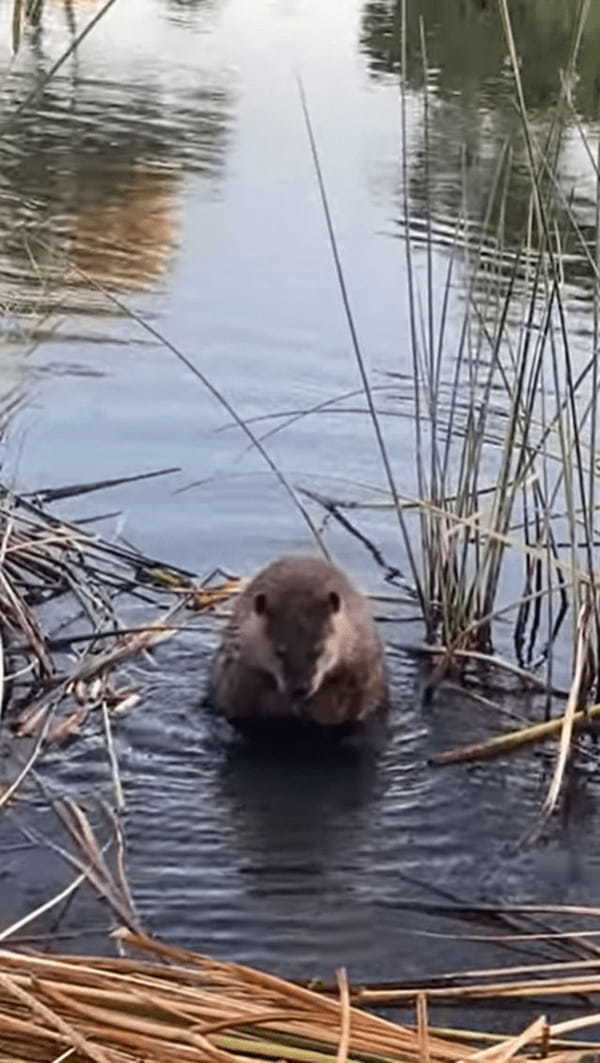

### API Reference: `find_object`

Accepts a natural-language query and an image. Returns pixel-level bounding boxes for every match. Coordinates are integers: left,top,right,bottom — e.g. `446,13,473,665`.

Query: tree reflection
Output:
361,0,600,117
359,0,600,293
1,0,231,314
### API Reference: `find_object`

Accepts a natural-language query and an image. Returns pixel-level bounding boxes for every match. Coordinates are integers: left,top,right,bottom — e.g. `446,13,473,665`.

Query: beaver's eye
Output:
254,592,267,615
275,645,287,660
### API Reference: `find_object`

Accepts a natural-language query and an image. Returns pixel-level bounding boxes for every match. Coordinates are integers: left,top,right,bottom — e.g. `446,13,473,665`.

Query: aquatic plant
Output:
290,1,597,784
397,0,599,793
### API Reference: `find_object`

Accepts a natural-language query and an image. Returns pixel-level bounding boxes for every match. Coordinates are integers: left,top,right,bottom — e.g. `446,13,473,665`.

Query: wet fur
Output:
212,556,388,728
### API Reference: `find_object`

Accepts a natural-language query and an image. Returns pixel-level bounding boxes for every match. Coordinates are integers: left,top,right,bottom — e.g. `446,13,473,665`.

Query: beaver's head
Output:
251,584,343,702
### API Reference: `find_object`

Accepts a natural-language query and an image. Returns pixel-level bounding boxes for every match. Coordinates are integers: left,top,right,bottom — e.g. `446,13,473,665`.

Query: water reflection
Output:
3,0,600,1012
361,0,600,116
3,635,600,995
163,0,219,27
359,0,600,292
0,0,232,312
219,737,381,883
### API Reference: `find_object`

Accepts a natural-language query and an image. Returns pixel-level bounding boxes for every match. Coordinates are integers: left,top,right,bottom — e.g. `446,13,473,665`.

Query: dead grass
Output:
1,928,599,1063
0,472,240,808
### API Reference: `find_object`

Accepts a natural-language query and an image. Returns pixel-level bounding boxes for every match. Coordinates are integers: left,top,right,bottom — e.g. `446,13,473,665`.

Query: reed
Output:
271,3,600,690
1,925,600,1062
0,471,240,807
393,0,600,797
279,1,600,789
392,0,597,667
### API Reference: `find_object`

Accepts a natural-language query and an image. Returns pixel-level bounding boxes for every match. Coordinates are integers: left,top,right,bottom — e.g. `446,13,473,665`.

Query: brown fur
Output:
212,556,388,727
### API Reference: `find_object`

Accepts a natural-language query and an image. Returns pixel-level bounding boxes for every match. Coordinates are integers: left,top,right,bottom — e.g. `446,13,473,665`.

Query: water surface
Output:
1,0,600,1034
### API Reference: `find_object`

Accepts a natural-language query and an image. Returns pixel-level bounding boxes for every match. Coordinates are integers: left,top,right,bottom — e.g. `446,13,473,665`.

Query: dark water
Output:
1,0,600,1035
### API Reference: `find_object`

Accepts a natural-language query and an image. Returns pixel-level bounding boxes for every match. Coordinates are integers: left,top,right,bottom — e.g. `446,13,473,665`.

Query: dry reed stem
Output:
543,601,591,814
0,936,598,1063
430,702,600,766
390,642,570,700
0,474,230,766
36,981,250,1063
190,579,241,610
551,1013,600,1036
335,969,350,1063
101,803,136,926
416,995,430,1063
466,1018,547,1063
51,801,141,933
0,969,116,1063
0,870,86,943
65,598,189,686
101,700,125,812
395,493,598,600
357,971,600,1002
0,564,52,677
14,597,189,742
0,702,56,806
343,949,600,1003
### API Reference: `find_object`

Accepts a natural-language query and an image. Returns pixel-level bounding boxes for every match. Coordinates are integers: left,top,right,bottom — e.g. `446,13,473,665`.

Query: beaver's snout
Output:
290,682,311,700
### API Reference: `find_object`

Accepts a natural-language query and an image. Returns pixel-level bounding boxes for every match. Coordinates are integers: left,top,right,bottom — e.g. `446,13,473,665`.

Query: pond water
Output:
1,0,600,1035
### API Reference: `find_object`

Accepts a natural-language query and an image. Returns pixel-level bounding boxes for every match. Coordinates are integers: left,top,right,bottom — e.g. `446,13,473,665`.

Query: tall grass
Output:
396,0,598,712
298,0,600,742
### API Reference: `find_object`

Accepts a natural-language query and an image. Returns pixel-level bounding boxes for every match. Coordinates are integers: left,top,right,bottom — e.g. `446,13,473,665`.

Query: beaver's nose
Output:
292,684,310,700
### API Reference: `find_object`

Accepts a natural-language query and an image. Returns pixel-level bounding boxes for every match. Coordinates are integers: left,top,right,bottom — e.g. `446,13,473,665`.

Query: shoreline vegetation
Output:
0,469,238,766
6,919,600,1062
4,0,600,1056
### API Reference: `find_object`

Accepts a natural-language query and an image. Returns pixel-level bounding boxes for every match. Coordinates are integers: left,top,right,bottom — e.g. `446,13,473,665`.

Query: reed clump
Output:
315,0,600,678
263,1,600,793
396,0,600,793
0,472,239,806
2,926,600,1063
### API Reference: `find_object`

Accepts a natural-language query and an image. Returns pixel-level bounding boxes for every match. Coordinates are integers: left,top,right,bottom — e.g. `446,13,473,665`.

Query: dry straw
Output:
0,929,599,1063
0,476,240,812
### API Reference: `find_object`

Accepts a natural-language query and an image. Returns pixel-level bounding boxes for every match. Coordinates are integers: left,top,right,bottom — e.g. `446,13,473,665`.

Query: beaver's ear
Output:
254,592,267,615
328,590,341,613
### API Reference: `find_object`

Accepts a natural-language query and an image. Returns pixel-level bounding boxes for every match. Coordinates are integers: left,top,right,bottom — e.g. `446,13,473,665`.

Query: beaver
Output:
212,556,388,729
